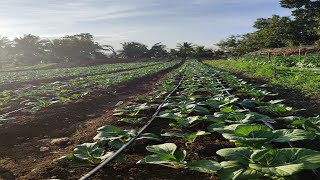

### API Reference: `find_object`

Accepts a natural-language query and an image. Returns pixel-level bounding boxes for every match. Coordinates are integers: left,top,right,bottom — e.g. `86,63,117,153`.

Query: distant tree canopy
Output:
0,33,224,67
0,33,109,66
217,0,320,56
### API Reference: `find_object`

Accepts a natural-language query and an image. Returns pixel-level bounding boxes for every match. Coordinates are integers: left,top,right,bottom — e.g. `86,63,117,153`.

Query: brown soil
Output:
0,63,181,180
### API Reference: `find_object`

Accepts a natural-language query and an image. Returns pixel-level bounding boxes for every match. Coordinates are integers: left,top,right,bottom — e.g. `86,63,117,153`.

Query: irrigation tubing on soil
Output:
78,72,185,180
0,105,37,119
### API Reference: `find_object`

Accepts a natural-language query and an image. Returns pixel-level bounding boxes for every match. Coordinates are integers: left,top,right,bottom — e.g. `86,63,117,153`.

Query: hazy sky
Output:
0,0,292,49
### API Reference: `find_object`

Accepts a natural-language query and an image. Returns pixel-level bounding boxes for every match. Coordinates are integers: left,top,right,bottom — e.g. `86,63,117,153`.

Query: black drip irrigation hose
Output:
79,72,185,180
0,105,36,119
214,73,320,177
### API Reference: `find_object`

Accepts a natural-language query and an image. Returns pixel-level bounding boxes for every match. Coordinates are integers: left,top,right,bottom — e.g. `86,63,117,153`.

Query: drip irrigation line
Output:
79,72,185,180
0,105,36,118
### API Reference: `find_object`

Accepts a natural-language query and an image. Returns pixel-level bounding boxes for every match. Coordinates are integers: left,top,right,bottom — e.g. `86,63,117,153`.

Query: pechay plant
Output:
209,124,316,148
113,103,154,117
65,142,114,167
161,131,210,143
94,125,162,149
137,143,221,173
216,147,320,180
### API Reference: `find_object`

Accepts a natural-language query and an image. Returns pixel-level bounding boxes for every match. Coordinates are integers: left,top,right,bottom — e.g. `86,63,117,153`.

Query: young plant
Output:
113,103,153,117
137,143,221,173
219,124,316,148
217,147,320,180
161,131,210,143
93,125,161,149
65,142,113,167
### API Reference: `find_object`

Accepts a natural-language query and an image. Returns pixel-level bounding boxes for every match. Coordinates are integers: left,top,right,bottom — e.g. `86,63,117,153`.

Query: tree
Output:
168,49,179,60
13,34,45,65
119,42,148,58
280,0,320,44
176,42,194,59
51,33,104,63
103,45,117,58
194,46,213,59
216,35,243,55
0,36,12,68
148,42,168,58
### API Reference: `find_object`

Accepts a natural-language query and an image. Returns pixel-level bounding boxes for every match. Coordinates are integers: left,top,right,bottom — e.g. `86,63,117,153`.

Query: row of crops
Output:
63,60,320,179
0,61,161,85
0,61,180,120
240,54,320,68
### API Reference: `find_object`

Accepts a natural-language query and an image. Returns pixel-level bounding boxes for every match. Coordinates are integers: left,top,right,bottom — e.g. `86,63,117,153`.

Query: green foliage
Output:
138,143,221,173
93,125,161,149
161,131,210,143
217,0,320,55
217,147,320,179
205,60,320,95
219,124,316,148
65,142,114,167
120,42,148,59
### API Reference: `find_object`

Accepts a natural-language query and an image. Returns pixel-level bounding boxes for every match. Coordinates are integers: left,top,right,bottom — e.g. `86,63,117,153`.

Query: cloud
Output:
0,0,291,48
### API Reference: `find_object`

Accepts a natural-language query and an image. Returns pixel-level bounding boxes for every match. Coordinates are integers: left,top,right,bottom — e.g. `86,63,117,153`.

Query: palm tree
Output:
119,42,148,59
103,45,117,58
149,42,167,59
176,42,194,60
0,36,12,68
194,46,213,59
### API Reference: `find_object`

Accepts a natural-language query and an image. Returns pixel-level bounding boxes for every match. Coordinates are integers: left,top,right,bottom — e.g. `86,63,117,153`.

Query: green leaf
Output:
234,125,273,138
137,133,162,142
250,148,320,177
161,131,209,143
208,124,240,134
218,161,264,180
205,99,222,108
303,120,320,135
217,147,253,165
187,160,221,174
146,143,177,155
158,111,183,120
138,143,187,168
272,129,316,142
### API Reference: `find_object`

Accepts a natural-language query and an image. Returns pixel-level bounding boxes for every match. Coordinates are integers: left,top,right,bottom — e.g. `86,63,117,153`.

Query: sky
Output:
0,0,292,49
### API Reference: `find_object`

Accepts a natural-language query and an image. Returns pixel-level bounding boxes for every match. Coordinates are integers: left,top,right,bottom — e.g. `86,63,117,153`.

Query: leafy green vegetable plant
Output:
93,125,161,149
137,143,221,173
218,124,316,148
161,131,210,143
65,142,113,167
217,147,320,180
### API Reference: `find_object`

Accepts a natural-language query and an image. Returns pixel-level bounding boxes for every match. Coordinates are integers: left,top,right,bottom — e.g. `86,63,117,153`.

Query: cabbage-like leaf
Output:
187,160,221,173
161,131,210,143
250,148,320,177
137,143,187,169
221,125,316,148
217,147,320,179
94,125,161,149
66,142,113,167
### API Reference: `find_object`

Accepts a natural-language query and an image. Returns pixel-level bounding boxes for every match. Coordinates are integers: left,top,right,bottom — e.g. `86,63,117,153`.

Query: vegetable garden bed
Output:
41,60,320,179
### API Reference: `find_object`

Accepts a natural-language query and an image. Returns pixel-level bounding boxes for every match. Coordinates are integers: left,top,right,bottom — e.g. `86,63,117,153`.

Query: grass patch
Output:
204,60,320,95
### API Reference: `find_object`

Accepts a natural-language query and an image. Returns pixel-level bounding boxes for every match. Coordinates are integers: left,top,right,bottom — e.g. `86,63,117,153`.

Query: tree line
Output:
217,0,320,56
0,33,224,67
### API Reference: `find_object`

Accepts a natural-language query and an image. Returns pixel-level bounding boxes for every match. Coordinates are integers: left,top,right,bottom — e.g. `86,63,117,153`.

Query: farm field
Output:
2,60,319,180
2,1,320,179
205,60,320,95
